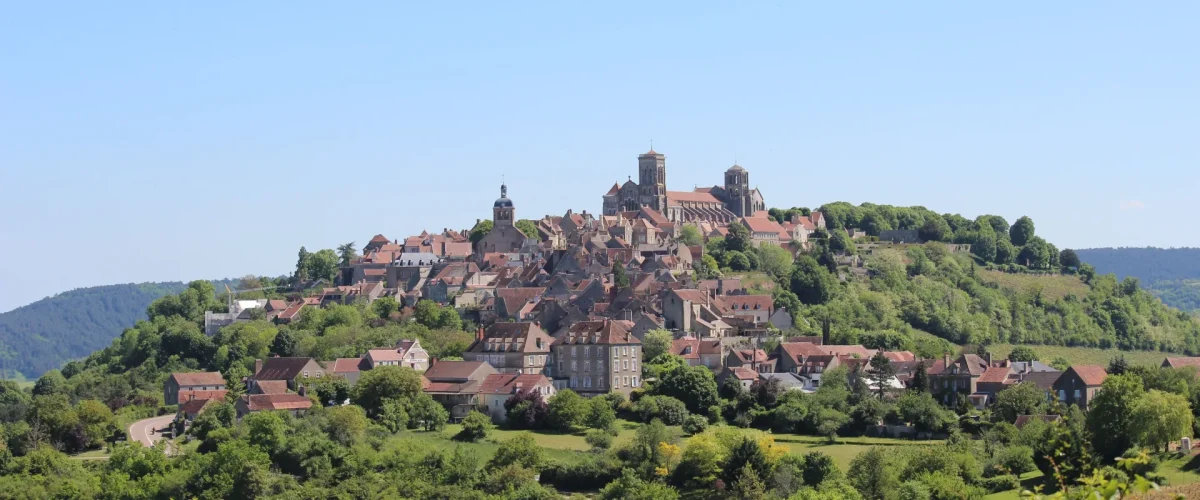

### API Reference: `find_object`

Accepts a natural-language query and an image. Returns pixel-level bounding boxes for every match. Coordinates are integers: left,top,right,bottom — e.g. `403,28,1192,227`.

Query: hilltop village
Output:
185,150,1137,423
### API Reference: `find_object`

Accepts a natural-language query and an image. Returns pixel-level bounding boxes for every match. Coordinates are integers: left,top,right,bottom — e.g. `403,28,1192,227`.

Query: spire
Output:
501,183,507,198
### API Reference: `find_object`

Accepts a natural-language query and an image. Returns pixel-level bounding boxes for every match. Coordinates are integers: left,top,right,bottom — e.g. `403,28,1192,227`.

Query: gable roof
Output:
559,320,640,345
1163,357,1200,369
255,357,318,381
179,398,218,416
423,360,494,382
469,322,554,354
331,358,367,373
1066,365,1108,386
726,366,760,380
479,373,552,395
368,349,406,362
666,191,721,205
241,393,313,412
778,342,828,362
495,287,547,317
978,366,1012,384
170,372,226,387
1020,371,1062,391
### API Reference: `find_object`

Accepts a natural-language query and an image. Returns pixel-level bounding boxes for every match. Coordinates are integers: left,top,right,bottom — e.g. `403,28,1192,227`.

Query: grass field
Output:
978,270,1089,301
989,343,1168,368
983,453,1200,499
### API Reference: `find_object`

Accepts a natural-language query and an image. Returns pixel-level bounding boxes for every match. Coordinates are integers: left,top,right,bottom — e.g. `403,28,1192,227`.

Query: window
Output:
632,376,640,388
632,360,637,373
1073,389,1081,400
613,348,619,359
584,360,591,372
570,377,577,388
571,360,577,371
584,377,591,388
1058,390,1066,401
623,377,630,387
303,371,309,377
584,346,591,357
622,347,628,356
527,355,533,366
571,346,577,356
614,377,620,387
622,360,628,371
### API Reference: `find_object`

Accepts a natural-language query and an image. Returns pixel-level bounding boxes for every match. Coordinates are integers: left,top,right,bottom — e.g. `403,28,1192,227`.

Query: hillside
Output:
1076,247,1200,312
0,282,188,379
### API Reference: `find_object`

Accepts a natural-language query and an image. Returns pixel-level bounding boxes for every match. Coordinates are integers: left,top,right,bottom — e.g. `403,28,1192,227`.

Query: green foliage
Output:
790,255,837,305
600,468,680,500
633,395,690,425
515,219,539,239
470,220,494,245
489,432,547,471
678,225,703,247
409,393,449,431
1131,389,1193,452
1007,345,1037,362
990,382,1046,424
613,260,631,288
351,365,423,415
324,405,368,446
1009,216,1036,246
0,282,189,379
682,414,708,435
547,389,588,430
654,364,719,414
1086,373,1144,462
457,410,493,442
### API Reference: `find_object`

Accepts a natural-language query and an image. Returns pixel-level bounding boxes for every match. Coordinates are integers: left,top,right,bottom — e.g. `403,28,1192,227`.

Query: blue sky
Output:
1,2,1197,312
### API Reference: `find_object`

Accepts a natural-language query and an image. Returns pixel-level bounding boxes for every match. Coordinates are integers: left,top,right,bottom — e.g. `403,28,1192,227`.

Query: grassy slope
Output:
977,270,1090,302
989,344,1168,368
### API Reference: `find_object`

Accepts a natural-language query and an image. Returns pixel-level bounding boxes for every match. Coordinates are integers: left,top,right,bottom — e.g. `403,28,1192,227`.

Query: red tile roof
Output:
605,183,620,196
741,217,787,235
331,358,366,373
978,366,1012,384
242,393,313,412
666,191,722,205
1069,365,1108,386
1163,357,1200,368
479,373,552,395
368,349,405,362
469,323,554,354
253,380,289,394
424,360,493,381
170,372,227,387
717,295,773,314
779,342,828,361
560,320,640,345
178,398,217,416
728,367,759,380
883,351,916,362
178,389,228,402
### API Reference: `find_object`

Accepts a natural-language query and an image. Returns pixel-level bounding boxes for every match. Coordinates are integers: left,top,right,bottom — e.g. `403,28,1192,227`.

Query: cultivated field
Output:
978,270,1090,301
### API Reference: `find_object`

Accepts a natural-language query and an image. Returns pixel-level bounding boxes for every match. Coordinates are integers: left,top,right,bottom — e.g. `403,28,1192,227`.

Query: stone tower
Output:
493,183,514,227
724,164,751,216
637,149,667,212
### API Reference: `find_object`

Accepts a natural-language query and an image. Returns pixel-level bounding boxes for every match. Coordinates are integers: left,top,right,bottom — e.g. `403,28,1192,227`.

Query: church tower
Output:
493,183,514,227
637,149,667,212
724,164,751,216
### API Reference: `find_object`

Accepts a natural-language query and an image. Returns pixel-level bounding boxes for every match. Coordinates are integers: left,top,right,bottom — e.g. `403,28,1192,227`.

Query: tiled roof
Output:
741,217,787,235
666,191,721,205
469,323,553,354
424,361,493,381
671,337,701,359
605,183,620,196
1163,357,1200,368
779,342,828,361
495,287,546,317
671,289,710,302
1069,365,1108,386
728,367,759,380
368,349,405,362
255,357,316,381
717,295,773,313
978,366,1012,384
170,372,226,387
179,398,217,415
1020,371,1062,391
560,320,640,345
178,389,228,402
732,349,769,364
883,351,916,362
823,345,877,358
242,393,313,412
253,380,289,394
479,373,552,395
331,358,366,373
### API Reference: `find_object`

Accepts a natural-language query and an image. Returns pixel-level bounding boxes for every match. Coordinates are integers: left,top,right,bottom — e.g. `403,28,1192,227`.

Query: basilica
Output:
601,149,765,223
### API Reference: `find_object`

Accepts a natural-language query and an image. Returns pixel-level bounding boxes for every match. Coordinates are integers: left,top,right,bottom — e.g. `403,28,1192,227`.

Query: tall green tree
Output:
655,364,719,414
1009,216,1036,246
790,255,837,305
307,249,339,283
613,260,630,289
991,382,1046,424
515,219,538,239
336,242,357,267
1131,389,1193,452
1059,249,1082,270
1086,374,1145,462
726,221,751,253
295,246,311,281
678,225,703,246
642,329,674,362
469,220,493,245
866,351,896,400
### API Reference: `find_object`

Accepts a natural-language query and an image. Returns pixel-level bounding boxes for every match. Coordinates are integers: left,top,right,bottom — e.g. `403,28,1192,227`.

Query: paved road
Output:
128,414,177,449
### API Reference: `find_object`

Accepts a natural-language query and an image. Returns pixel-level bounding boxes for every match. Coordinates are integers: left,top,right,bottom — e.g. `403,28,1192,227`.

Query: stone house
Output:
717,366,760,391
1053,365,1108,409
422,360,498,420
550,319,642,397
329,357,369,385
464,322,553,374
250,357,325,393
771,342,829,374
928,353,990,405
164,372,228,406
726,348,774,373
478,373,556,423
671,337,724,371
235,393,313,418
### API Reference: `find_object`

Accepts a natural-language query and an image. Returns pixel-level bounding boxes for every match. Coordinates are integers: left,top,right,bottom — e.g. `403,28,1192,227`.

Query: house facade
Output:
550,319,642,397
1053,365,1108,409
464,322,553,374
164,372,228,406
478,373,556,423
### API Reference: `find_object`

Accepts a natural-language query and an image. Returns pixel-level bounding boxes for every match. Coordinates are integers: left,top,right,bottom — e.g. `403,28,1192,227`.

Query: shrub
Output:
682,414,708,435
986,445,1035,476
585,429,614,450
456,410,492,442
633,396,689,425
979,474,1020,493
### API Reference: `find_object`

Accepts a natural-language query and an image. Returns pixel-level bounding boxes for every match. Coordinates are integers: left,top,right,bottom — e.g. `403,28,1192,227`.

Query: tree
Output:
32,370,67,397
1086,374,1144,462
895,391,955,433
1007,346,1037,362
586,397,617,430
1132,389,1193,452
847,447,899,500
994,239,1016,265
730,463,767,500
585,428,615,449
694,254,721,279
378,398,410,432
244,411,288,453
867,351,896,400
457,410,493,442
678,225,704,247
655,365,719,414
724,250,752,271
324,405,368,446
643,329,674,362
991,383,1046,424
307,249,339,282
489,432,546,471
1009,216,1035,246
295,246,311,281
757,243,795,279
918,216,952,242
352,366,423,415
470,220,494,245
410,393,449,431
75,399,117,448
505,389,549,429
613,261,630,289
1049,357,1071,372
336,242,357,267
547,389,588,430
802,451,840,486
828,230,856,255
790,255,836,305
682,414,708,435
1108,354,1129,376
269,328,301,357
1059,249,1081,270
515,219,538,239
371,296,400,319
600,468,681,500
909,362,929,393
726,221,751,253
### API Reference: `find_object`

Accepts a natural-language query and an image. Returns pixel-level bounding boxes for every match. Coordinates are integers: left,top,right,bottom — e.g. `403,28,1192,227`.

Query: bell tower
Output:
724,165,750,216
493,183,514,227
637,149,667,212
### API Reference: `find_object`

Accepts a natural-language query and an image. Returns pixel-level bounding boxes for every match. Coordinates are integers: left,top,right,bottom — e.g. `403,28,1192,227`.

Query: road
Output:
128,414,177,450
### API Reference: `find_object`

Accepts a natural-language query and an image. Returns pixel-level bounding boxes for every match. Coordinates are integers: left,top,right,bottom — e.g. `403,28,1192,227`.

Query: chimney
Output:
477,326,485,342
943,353,950,368
986,351,993,366
254,359,263,375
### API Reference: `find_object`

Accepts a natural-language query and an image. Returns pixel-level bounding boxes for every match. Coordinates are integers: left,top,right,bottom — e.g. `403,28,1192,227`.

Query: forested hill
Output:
0,282,188,379
1076,247,1200,312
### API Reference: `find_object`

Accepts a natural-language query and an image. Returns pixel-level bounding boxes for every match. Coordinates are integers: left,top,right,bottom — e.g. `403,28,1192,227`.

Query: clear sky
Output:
1,2,1197,312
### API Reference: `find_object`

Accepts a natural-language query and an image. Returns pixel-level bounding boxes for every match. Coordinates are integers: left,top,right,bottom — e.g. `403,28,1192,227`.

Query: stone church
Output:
602,149,765,223
476,184,528,254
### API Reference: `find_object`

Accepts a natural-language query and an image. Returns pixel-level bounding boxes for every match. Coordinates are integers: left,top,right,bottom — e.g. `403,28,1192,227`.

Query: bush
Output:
682,414,708,435
540,454,622,492
633,396,689,425
585,429,614,450
979,474,1020,493
986,445,1035,476
456,410,492,442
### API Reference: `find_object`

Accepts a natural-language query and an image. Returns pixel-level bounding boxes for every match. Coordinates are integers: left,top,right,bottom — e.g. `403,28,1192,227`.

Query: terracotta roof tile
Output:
479,373,552,395
242,393,312,412
171,372,227,387
1069,365,1108,386
978,366,1012,384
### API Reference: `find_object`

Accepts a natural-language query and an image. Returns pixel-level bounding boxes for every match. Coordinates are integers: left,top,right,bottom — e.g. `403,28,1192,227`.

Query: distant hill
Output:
1076,247,1200,312
0,282,188,379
